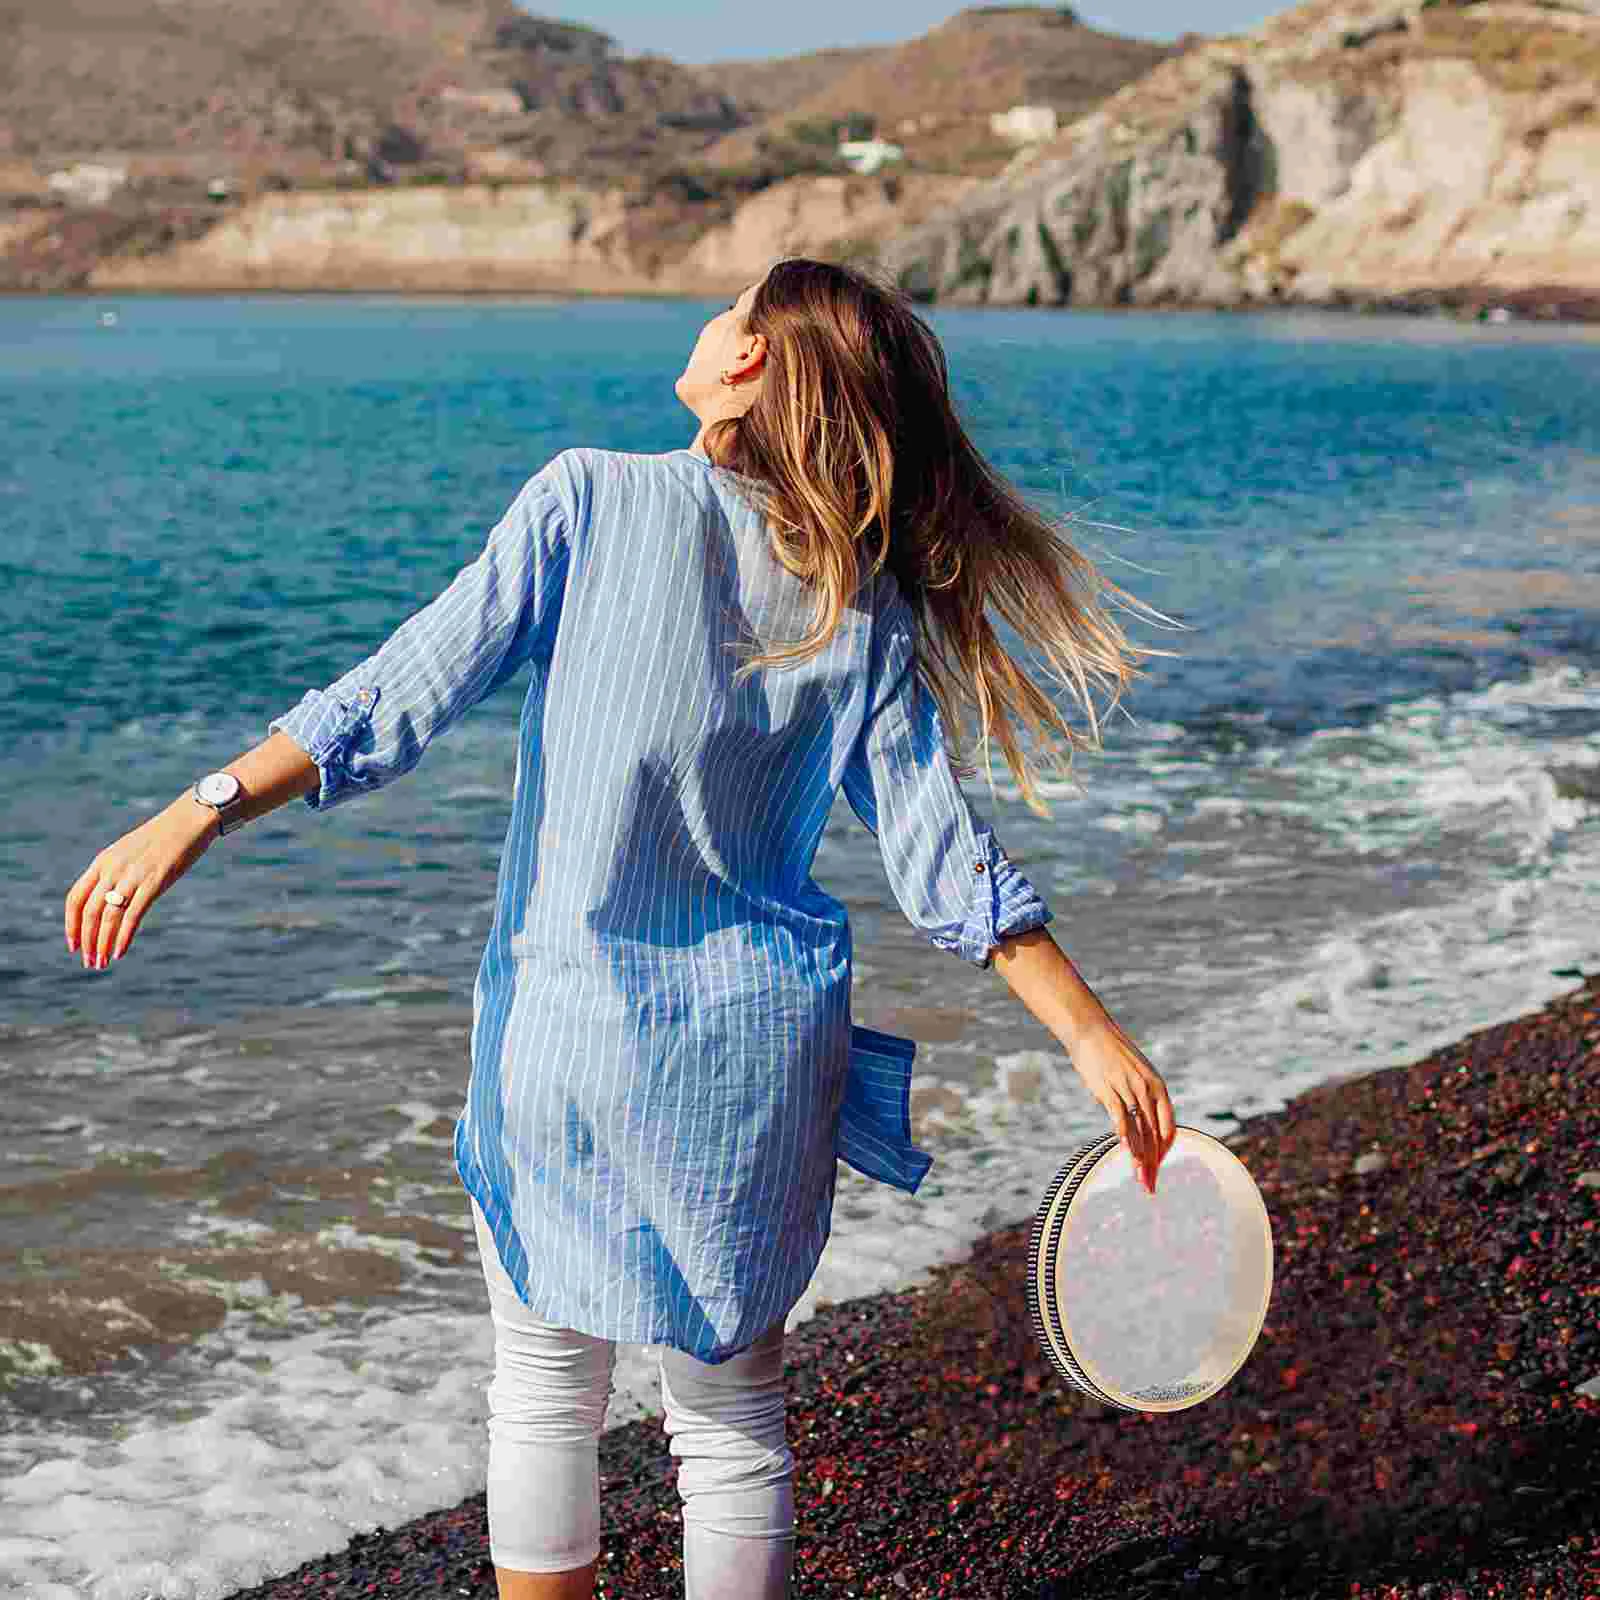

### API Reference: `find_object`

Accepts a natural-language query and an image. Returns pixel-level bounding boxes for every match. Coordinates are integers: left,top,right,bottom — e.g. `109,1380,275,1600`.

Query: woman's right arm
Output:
66,456,581,972
992,926,1175,1194
840,590,1175,1193
65,732,320,970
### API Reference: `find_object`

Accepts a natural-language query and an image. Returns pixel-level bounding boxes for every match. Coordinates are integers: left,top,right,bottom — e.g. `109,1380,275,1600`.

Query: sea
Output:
1,294,1597,1599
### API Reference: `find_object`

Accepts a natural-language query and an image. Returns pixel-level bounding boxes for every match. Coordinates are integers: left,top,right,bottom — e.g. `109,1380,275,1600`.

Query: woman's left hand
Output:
65,799,216,970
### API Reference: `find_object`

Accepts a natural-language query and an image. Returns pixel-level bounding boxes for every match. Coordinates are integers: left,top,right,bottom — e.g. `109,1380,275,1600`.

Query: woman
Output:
64,260,1177,1600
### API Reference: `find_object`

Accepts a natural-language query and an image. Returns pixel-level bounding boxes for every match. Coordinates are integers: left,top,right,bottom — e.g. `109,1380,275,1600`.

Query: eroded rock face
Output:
81,172,986,296
1272,57,1600,302
680,173,982,287
87,184,652,293
877,0,1600,312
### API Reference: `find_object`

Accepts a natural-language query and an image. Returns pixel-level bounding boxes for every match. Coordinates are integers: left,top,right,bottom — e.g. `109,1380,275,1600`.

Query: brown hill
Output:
691,46,889,120
0,0,859,181
1,2,1197,291
702,6,1182,175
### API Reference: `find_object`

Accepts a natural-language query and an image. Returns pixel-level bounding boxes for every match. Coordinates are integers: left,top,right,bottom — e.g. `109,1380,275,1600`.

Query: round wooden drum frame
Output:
1025,1126,1274,1414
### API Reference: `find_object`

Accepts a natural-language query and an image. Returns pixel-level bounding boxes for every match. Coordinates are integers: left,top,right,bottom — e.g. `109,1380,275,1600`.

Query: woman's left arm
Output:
838,620,1175,1193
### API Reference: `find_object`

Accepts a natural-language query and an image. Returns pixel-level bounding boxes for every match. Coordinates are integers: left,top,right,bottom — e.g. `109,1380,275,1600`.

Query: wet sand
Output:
221,975,1599,1600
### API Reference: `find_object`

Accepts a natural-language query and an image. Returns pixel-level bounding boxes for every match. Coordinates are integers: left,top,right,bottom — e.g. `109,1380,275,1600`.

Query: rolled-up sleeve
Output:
839,593,1052,968
268,461,574,812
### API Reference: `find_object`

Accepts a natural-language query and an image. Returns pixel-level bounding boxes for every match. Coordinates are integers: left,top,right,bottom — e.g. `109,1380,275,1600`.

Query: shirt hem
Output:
453,1115,821,1365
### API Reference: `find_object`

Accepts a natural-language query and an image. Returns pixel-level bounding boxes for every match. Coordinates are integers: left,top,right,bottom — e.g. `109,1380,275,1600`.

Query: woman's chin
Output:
676,375,720,418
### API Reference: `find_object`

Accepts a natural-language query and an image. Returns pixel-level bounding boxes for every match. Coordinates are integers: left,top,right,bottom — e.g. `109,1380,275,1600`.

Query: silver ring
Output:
104,888,129,908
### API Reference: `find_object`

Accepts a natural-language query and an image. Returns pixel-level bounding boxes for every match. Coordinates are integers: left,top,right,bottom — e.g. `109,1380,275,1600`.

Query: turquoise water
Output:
4,297,1598,1025
5,298,1598,749
3,297,1599,1597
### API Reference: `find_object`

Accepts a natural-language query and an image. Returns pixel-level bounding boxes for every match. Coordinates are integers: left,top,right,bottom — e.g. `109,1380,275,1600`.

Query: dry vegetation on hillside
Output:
0,0,829,181
1319,5,1600,91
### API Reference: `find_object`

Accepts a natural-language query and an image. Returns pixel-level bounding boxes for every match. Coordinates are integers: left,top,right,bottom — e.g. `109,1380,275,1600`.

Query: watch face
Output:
197,772,241,806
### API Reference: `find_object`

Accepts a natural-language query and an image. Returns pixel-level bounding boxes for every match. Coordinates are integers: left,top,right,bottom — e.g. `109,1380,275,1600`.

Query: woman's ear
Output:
731,332,768,383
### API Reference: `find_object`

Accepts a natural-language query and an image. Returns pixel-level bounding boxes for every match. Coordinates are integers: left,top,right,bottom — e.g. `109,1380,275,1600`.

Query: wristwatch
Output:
192,771,246,836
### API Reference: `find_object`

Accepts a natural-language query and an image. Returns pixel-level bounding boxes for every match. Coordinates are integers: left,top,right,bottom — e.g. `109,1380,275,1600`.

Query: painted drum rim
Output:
1025,1125,1274,1414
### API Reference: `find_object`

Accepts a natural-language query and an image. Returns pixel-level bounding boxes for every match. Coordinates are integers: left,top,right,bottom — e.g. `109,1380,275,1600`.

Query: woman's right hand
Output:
65,797,216,970
989,927,1176,1191
1063,1014,1176,1194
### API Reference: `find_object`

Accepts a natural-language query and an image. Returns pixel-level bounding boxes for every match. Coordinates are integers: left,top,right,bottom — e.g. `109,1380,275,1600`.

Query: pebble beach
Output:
215,974,1600,1600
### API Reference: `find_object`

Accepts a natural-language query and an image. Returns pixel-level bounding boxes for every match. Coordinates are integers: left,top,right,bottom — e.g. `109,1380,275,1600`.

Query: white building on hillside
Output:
990,104,1059,145
837,139,904,176
47,162,128,207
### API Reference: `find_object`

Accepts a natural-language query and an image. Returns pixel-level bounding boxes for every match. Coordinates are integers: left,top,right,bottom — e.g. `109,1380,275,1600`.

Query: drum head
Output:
1026,1125,1273,1413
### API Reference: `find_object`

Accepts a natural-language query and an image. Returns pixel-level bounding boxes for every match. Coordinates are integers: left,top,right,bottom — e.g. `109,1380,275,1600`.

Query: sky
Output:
537,3,1287,63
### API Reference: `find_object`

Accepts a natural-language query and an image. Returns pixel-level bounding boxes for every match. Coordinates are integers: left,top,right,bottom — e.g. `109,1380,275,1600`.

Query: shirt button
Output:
973,862,986,875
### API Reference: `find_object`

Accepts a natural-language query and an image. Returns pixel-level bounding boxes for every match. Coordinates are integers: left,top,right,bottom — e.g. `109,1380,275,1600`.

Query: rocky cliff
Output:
679,173,982,285
877,0,1600,316
84,184,648,294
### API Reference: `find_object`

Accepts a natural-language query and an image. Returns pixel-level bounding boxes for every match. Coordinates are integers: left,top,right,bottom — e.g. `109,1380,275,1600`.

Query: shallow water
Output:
2,296,1598,1598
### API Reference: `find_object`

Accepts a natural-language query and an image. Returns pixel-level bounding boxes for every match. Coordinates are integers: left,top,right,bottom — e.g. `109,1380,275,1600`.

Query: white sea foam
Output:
2,1315,493,1600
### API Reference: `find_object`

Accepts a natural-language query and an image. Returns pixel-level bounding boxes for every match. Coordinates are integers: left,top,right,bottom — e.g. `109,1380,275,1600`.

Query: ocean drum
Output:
1026,1126,1274,1413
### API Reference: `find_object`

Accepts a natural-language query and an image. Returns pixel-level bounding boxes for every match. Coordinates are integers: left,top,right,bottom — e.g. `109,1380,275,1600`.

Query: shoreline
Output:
5,279,1600,327
218,974,1600,1600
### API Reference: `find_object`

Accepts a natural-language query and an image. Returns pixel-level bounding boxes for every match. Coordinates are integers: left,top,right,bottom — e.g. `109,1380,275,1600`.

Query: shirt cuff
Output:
927,824,1053,968
267,684,381,812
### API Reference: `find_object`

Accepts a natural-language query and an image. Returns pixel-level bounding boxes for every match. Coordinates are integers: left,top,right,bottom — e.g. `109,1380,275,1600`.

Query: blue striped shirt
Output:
269,447,1051,1361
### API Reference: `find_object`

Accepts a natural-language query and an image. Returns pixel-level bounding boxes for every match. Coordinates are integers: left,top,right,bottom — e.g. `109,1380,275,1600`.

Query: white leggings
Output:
471,1198,794,1598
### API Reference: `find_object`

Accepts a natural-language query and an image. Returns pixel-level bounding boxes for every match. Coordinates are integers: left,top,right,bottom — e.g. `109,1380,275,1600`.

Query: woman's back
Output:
527,445,876,964
373,441,1006,1362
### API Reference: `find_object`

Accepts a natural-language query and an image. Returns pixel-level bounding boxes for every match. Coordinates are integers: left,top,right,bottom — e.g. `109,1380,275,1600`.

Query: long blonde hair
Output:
704,258,1169,817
